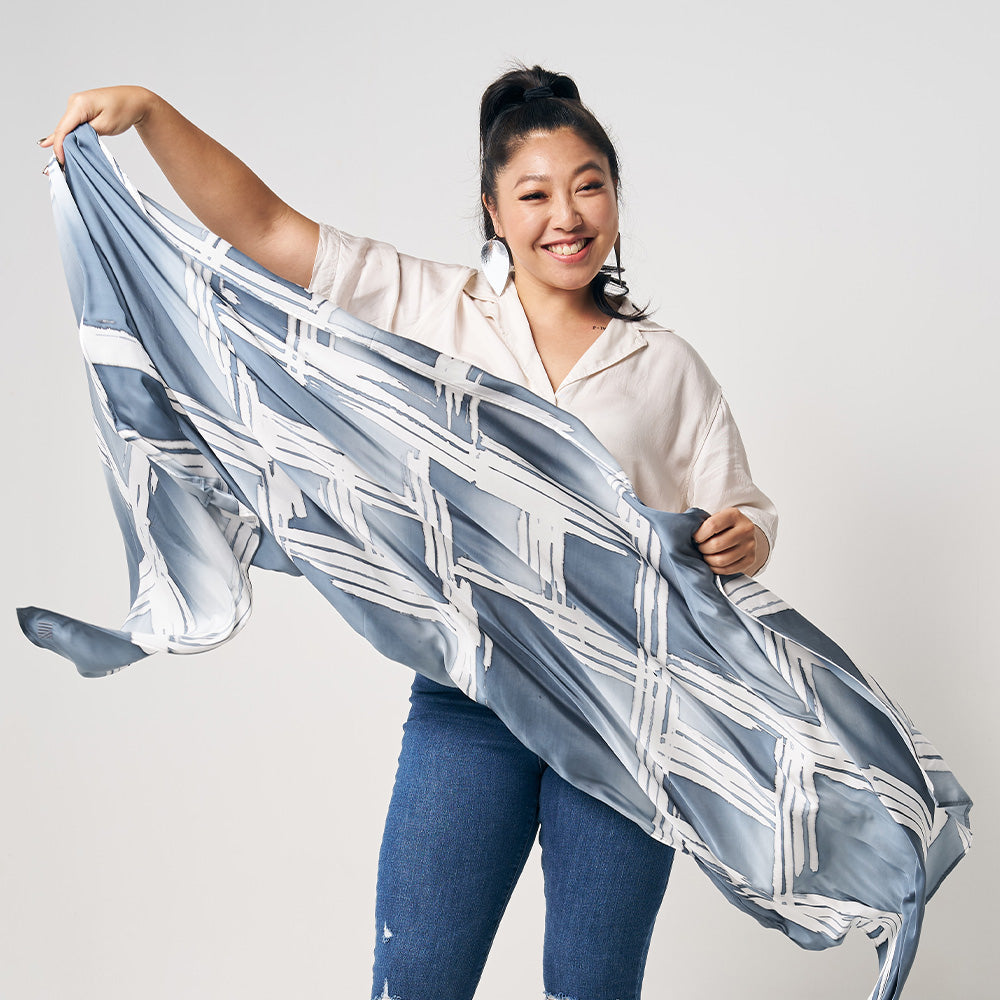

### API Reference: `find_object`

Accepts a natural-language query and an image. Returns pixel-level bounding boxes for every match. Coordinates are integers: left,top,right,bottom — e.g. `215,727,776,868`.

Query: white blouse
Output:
306,223,777,569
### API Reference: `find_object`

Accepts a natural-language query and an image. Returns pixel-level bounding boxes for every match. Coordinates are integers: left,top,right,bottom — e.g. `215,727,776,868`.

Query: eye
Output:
519,191,545,201
579,181,604,193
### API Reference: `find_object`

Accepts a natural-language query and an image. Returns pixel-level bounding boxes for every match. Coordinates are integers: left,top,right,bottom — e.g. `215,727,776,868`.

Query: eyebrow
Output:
513,161,607,187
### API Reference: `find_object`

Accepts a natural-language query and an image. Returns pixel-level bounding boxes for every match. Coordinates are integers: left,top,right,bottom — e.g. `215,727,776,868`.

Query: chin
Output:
514,257,603,295
536,263,602,289
551,273,600,292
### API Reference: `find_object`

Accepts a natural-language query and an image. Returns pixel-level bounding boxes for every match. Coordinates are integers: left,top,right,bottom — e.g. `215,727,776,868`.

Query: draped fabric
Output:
19,125,971,1000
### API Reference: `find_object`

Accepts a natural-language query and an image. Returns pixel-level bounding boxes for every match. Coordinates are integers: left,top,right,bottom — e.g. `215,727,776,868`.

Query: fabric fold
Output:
18,124,971,1000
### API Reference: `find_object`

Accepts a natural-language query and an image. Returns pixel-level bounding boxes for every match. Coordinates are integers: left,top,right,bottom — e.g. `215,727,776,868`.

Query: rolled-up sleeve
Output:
304,222,475,339
305,223,404,331
687,394,778,573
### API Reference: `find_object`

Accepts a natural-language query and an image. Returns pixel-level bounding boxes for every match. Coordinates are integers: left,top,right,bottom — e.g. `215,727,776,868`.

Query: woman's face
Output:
484,128,619,300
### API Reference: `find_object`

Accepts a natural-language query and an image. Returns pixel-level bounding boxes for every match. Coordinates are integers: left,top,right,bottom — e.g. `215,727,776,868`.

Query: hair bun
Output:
542,72,580,102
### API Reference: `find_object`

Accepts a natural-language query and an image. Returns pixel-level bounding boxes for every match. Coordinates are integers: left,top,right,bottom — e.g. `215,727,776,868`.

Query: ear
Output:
482,193,504,239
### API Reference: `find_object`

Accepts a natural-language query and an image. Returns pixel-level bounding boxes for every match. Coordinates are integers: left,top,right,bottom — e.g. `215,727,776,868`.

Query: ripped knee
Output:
374,978,401,1000
372,921,401,1000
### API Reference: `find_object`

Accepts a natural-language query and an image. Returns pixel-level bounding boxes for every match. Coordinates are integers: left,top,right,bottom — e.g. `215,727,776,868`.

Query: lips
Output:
541,237,593,260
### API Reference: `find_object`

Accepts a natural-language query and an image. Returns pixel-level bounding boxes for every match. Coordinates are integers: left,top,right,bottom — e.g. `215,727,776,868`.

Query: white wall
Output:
1,1,994,997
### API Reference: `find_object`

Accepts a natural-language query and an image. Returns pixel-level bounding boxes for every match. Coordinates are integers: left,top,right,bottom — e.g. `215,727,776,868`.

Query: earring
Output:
603,233,630,296
481,237,511,295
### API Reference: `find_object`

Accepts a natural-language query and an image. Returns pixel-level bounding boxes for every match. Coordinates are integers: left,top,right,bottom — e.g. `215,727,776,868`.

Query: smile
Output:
542,237,593,260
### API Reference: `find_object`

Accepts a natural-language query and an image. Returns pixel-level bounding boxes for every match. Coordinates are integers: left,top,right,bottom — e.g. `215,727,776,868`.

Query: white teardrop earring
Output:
480,237,511,295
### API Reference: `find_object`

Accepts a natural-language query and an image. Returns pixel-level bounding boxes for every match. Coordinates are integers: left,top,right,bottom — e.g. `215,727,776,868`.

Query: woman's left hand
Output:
692,508,761,575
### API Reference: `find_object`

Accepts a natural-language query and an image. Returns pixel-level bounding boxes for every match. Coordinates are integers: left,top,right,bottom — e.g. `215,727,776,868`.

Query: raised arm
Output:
40,87,319,288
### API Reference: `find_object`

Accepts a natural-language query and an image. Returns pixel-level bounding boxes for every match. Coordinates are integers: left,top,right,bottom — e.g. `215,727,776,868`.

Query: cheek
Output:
503,209,543,248
599,198,619,230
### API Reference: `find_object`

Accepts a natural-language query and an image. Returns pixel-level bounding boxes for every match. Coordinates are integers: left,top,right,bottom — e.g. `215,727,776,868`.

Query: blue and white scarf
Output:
18,125,971,1000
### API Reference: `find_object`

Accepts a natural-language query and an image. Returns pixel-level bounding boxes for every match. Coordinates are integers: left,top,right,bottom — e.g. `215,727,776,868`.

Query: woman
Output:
41,65,777,1000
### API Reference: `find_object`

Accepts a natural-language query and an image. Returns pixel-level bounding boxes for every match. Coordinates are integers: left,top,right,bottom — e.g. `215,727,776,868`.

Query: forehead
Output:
500,128,611,182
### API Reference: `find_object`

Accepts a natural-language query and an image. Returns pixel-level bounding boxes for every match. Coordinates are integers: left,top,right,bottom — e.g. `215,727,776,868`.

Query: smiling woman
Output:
36,62,781,1000
478,69,646,326
483,129,622,384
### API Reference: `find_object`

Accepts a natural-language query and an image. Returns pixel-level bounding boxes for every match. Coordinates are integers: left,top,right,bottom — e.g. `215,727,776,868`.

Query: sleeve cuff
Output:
737,507,775,575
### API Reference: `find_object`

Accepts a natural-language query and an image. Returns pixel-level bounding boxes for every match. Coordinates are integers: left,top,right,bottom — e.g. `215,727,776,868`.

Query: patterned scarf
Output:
19,124,971,1000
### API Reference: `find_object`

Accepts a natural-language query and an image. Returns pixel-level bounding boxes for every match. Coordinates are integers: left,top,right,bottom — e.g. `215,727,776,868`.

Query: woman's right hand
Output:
39,86,155,166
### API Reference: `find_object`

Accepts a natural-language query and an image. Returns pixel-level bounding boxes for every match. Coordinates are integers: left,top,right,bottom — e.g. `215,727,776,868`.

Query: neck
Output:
512,274,604,332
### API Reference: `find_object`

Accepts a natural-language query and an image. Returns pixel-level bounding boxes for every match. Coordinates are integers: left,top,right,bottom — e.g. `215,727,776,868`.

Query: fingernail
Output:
37,137,49,145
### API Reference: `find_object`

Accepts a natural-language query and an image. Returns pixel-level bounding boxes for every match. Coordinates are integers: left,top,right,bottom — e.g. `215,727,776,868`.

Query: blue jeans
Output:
371,673,676,1000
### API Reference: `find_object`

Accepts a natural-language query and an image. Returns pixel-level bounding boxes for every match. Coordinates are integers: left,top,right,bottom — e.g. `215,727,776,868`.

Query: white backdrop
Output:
1,1,995,998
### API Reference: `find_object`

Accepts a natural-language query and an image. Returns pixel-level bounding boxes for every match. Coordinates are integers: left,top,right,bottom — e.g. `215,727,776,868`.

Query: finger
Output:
51,118,76,166
700,540,743,564
716,558,752,576
53,130,68,166
692,507,738,544
696,533,727,556
696,523,753,556
702,528,757,570
49,94,93,165
697,524,742,554
692,513,722,544
703,548,753,575
52,114,85,166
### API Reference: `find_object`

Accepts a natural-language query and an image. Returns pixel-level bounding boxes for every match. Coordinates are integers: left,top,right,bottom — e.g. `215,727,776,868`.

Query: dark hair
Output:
479,63,649,322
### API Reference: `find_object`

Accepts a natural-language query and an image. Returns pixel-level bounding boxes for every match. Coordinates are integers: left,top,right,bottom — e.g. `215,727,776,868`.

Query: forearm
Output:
43,86,318,285
134,91,298,257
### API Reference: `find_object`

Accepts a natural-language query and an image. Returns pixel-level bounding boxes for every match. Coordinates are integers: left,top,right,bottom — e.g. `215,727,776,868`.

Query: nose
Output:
551,192,583,231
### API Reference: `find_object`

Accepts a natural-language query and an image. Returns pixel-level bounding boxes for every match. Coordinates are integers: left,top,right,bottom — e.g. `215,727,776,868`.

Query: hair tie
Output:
523,85,555,102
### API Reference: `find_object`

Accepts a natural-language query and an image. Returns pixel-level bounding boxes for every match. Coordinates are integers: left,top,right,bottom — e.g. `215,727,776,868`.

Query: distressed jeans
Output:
371,673,676,1000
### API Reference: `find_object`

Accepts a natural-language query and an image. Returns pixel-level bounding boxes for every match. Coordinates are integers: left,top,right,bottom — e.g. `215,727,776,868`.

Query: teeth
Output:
546,239,587,256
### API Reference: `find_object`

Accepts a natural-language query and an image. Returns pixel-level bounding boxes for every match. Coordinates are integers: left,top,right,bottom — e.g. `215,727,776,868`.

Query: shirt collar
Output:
466,269,656,400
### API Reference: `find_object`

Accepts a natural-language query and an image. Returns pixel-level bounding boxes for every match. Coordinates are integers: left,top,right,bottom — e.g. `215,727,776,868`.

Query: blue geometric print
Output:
18,125,971,1000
